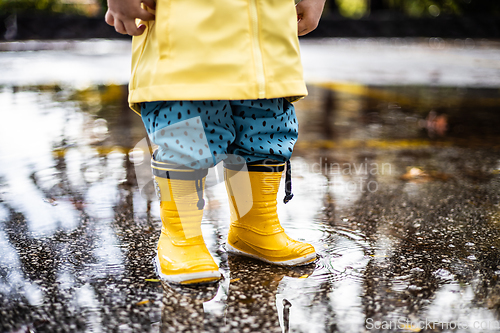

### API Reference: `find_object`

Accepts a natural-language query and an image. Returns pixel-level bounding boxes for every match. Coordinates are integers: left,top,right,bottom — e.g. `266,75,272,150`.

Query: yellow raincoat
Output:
128,0,308,113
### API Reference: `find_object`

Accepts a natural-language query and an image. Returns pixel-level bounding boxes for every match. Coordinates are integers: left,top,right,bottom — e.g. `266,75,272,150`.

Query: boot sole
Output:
225,242,317,266
154,255,221,285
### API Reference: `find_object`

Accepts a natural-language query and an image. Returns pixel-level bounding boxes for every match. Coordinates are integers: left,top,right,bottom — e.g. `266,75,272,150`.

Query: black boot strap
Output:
194,175,206,210
284,160,293,204
224,159,293,204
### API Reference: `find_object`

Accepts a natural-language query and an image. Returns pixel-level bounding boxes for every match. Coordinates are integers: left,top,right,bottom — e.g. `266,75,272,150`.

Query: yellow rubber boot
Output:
152,159,221,284
224,162,316,266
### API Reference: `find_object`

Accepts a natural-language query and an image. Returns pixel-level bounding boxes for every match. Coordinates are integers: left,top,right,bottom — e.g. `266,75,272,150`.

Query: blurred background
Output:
1,0,500,39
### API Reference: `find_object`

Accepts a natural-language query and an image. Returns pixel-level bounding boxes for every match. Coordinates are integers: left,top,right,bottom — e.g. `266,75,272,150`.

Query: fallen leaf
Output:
400,167,429,182
145,278,160,282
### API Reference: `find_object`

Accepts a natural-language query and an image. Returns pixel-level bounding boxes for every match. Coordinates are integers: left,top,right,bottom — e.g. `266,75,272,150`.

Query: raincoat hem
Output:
128,81,307,114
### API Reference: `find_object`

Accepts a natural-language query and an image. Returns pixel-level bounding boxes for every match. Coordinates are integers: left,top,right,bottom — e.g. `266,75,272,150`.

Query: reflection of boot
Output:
161,282,219,332
224,161,316,266
225,256,316,332
153,158,221,284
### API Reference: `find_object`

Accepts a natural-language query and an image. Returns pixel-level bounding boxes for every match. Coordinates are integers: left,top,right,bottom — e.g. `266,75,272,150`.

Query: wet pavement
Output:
1,39,500,333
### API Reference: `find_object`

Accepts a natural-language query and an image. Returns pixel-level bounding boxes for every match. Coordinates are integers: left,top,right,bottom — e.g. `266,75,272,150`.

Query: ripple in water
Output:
308,224,371,284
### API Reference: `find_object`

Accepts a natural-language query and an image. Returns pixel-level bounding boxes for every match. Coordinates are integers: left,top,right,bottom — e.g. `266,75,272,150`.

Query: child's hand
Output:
105,0,156,36
296,0,325,36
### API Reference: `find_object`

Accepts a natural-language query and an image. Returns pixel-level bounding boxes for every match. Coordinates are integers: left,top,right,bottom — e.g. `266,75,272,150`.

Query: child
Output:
106,0,325,284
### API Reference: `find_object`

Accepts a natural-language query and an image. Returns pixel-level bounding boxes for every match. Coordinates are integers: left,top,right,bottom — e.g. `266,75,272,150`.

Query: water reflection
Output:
1,82,500,332
160,282,220,332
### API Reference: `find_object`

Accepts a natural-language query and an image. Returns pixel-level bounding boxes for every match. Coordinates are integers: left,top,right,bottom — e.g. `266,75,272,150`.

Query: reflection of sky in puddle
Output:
0,90,81,236
0,226,44,307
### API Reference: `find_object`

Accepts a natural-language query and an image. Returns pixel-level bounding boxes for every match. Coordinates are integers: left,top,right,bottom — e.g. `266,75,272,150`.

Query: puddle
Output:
1,40,500,332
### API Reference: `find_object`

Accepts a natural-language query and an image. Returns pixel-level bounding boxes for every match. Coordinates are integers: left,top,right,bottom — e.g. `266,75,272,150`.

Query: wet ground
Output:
1,39,500,333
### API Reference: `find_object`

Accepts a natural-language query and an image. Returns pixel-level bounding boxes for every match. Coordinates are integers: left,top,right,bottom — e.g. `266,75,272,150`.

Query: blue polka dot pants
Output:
141,99,298,169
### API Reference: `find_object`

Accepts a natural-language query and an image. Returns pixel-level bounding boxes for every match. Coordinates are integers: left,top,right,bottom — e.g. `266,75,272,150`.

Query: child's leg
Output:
141,100,237,169
141,100,241,284
151,162,221,284
224,99,317,266
227,98,298,163
140,99,315,281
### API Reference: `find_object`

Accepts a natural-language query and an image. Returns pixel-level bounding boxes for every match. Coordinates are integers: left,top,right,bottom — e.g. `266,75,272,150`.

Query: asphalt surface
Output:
1,40,500,333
